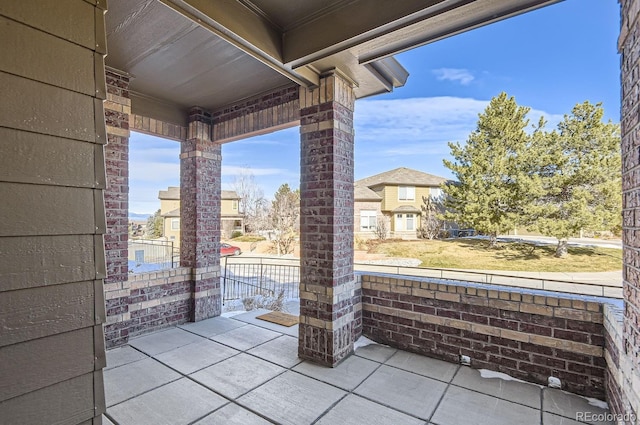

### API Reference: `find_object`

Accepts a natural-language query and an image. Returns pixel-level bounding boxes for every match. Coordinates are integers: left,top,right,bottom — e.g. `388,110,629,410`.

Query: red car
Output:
220,243,242,256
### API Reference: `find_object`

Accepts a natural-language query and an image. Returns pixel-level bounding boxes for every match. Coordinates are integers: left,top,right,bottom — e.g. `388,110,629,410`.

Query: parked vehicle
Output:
220,243,242,256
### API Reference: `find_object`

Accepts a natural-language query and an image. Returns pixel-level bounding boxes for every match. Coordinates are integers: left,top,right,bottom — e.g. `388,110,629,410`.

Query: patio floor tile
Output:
238,371,346,425
190,353,285,399
451,366,542,408
128,328,203,356
193,403,272,425
543,412,591,425
293,355,379,391
107,378,226,425
154,339,239,374
102,415,115,425
543,389,613,425
178,316,246,338
386,350,458,382
104,358,181,407
431,385,540,425
211,324,281,351
354,343,397,363
316,394,425,425
247,335,302,368
354,364,447,420
105,345,147,370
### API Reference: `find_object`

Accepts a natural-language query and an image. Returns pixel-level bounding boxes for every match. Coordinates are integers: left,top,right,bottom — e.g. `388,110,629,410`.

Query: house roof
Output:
356,167,447,188
158,187,240,200
158,186,180,200
221,190,241,200
392,205,421,213
162,208,180,218
354,184,382,201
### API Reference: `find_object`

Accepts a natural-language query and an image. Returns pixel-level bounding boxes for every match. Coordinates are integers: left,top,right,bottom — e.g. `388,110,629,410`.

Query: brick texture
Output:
104,268,193,348
298,73,357,366
181,107,222,321
362,275,607,398
131,113,187,142
619,0,640,422
104,68,130,286
212,84,299,143
103,68,131,348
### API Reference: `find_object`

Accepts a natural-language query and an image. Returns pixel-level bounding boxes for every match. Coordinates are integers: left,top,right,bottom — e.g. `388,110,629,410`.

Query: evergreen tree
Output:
526,102,621,257
145,209,163,238
443,92,532,248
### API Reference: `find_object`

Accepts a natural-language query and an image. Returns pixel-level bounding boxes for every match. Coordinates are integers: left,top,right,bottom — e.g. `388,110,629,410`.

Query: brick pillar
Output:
298,72,357,366
103,68,131,347
181,107,222,321
618,0,640,421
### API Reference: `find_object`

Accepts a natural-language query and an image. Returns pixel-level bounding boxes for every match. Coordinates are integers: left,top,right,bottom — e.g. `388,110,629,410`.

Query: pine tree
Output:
526,102,621,257
443,92,532,248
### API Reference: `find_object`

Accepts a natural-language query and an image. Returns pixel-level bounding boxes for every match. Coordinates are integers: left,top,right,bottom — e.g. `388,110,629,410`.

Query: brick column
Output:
299,72,357,366
618,0,640,421
181,107,222,321
103,68,131,347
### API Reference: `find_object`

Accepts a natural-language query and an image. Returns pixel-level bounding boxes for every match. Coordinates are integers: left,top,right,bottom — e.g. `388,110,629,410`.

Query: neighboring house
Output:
158,187,244,244
355,167,448,239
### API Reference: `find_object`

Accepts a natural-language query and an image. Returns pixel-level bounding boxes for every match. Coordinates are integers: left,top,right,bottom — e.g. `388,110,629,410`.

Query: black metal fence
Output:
221,257,300,302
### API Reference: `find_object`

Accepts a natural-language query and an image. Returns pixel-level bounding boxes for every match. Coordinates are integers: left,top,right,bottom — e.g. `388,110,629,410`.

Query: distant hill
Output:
129,212,151,221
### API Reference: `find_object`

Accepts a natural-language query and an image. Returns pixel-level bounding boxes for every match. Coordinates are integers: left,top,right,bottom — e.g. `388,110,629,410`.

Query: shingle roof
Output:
158,186,180,200
221,190,241,199
158,186,240,200
354,184,382,201
356,167,447,188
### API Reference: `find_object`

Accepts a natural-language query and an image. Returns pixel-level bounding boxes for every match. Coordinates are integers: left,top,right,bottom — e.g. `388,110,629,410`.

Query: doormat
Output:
255,311,299,327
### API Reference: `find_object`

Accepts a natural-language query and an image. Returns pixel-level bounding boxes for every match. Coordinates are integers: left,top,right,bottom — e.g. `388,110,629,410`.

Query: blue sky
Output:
130,0,620,215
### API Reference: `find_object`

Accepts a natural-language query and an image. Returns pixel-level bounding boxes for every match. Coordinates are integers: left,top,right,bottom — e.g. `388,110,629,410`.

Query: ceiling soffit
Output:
160,0,559,89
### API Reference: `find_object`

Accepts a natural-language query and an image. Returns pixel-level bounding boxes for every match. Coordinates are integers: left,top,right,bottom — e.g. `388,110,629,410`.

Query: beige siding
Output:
221,198,239,215
160,198,180,215
0,1,106,423
380,185,432,212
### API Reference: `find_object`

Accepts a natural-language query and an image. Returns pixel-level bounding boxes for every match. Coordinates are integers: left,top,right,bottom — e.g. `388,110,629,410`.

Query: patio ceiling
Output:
105,0,561,124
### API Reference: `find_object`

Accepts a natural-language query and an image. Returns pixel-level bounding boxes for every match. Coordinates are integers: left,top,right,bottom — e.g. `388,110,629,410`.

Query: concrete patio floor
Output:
103,311,614,425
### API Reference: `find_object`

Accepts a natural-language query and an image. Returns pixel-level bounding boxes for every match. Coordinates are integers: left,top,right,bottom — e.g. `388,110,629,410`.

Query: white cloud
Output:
353,96,564,180
432,68,475,85
222,165,287,176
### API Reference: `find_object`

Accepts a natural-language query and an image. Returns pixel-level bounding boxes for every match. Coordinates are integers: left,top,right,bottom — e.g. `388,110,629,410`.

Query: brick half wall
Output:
361,274,607,398
104,268,192,348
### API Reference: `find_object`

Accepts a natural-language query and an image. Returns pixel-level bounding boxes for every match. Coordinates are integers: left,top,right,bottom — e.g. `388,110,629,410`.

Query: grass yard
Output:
370,238,622,272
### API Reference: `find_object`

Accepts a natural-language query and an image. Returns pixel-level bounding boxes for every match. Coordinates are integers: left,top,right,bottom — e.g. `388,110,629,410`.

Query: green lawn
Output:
370,238,622,272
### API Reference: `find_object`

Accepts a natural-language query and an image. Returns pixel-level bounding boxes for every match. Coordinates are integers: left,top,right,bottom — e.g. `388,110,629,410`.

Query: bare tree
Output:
269,183,300,255
374,217,388,240
232,169,270,233
418,195,444,240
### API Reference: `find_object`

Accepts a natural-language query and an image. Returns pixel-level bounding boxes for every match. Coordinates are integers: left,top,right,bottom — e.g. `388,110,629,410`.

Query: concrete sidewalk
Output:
103,313,614,425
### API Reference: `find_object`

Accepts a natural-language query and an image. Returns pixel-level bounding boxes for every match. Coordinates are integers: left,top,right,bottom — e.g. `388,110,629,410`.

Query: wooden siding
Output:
0,0,107,423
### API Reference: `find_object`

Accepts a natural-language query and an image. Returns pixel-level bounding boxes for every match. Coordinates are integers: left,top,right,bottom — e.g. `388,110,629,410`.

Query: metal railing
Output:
221,256,300,302
221,256,623,299
128,239,179,272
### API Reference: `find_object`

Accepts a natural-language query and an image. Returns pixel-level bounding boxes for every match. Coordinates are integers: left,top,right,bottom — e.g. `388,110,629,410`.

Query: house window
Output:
406,214,415,231
430,188,443,199
398,186,415,201
232,200,238,211
360,210,377,231
171,218,180,230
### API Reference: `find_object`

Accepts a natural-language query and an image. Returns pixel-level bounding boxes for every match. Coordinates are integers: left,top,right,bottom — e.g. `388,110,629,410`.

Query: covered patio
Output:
104,313,612,425
0,0,639,424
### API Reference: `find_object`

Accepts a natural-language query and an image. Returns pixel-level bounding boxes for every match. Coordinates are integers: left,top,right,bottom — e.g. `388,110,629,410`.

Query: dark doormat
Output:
255,311,299,327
